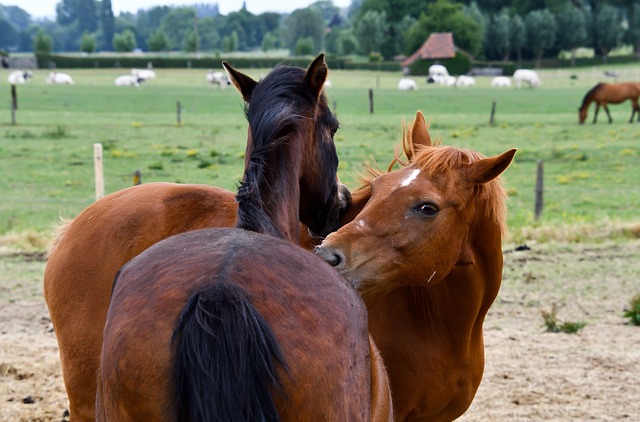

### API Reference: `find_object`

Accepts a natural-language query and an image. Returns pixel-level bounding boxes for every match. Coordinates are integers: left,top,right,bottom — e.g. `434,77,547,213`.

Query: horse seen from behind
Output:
578,82,640,124
96,54,391,421
316,111,516,421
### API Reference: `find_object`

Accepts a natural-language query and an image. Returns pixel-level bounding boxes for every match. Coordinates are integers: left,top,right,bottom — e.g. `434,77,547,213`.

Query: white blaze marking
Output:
400,169,420,187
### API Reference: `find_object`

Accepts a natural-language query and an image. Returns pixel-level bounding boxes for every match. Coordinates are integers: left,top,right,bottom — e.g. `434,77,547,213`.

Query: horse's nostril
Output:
314,246,344,268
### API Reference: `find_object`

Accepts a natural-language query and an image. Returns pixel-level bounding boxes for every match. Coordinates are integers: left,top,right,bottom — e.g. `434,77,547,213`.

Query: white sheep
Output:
115,75,144,87
397,78,418,91
47,72,75,85
490,76,512,88
455,75,476,87
132,68,156,80
206,70,230,89
513,69,541,89
8,70,32,84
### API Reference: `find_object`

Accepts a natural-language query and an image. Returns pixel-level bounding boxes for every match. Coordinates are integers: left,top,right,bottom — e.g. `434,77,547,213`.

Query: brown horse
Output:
316,111,516,421
578,82,640,124
96,55,391,420
43,55,358,421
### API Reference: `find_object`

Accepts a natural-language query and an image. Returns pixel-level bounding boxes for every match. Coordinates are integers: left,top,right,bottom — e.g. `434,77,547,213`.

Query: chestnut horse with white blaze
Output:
94,55,391,420
316,111,516,421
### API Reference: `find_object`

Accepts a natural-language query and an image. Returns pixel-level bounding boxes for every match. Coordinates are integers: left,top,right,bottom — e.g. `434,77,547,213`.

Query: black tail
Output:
172,283,287,422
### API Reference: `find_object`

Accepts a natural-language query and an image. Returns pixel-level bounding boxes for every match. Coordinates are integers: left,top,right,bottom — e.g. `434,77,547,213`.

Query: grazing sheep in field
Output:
455,75,476,87
490,76,512,87
8,70,32,84
206,70,230,89
397,78,418,91
513,69,541,88
428,64,449,77
47,72,75,85
132,68,156,80
115,75,144,87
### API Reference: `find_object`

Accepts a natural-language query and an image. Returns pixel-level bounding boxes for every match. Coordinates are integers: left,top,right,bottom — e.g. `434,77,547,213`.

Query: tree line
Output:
1,0,638,65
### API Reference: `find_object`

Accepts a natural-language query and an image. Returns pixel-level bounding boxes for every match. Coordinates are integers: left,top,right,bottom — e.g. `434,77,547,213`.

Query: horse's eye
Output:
415,202,439,217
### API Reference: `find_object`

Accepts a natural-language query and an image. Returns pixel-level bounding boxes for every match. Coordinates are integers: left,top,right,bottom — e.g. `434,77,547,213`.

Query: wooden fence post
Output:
133,169,142,185
11,85,17,125
94,143,104,201
369,89,374,114
489,99,497,125
177,100,182,125
534,160,544,220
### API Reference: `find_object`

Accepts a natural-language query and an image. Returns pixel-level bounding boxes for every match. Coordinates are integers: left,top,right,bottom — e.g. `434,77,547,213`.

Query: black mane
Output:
235,64,326,237
580,83,603,109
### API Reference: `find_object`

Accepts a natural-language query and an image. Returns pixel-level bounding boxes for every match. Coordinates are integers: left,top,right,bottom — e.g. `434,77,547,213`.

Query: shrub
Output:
541,304,586,334
623,294,640,326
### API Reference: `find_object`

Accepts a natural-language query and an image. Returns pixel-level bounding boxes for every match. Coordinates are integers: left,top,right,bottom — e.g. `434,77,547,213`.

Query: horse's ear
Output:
304,53,328,100
407,111,432,161
465,148,517,184
222,61,257,102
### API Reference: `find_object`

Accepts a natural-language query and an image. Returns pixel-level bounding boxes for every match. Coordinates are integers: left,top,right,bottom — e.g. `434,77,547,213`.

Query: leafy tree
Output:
0,19,17,50
222,30,238,52
262,31,277,52
34,28,53,55
591,3,623,61
17,30,32,51
294,36,314,55
147,30,169,51
113,29,136,52
510,14,526,65
80,32,96,53
404,0,483,58
281,8,325,53
183,30,198,52
353,10,388,55
555,3,587,66
198,17,221,51
0,5,31,31
485,9,510,60
393,15,417,55
525,9,556,67
56,0,97,34
101,0,115,51
337,30,359,55
358,0,427,26
624,4,640,57
309,0,341,23
160,7,197,52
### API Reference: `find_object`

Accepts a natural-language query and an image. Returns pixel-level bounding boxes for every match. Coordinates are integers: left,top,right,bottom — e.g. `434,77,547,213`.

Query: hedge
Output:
36,54,402,72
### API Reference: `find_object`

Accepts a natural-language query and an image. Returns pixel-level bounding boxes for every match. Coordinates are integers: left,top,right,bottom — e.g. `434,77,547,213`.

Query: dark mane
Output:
235,64,323,237
580,83,603,110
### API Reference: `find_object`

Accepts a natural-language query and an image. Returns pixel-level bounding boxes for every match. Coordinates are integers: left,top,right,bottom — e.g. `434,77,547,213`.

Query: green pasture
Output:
1,64,639,247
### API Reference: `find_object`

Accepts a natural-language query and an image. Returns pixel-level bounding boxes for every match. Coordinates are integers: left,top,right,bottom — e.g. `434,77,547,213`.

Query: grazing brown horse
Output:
44,55,356,421
578,82,640,124
316,111,516,422
96,55,391,420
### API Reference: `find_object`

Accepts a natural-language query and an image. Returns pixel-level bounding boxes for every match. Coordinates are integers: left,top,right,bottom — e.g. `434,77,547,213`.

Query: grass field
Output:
1,63,639,249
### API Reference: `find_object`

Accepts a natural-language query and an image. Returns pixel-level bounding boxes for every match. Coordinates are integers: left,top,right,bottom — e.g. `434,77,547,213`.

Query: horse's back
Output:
99,228,371,420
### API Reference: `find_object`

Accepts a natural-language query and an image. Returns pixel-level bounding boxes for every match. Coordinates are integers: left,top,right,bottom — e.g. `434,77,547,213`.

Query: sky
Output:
15,0,351,19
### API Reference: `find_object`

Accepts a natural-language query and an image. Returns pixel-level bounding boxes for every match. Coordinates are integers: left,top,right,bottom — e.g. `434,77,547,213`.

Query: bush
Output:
624,294,640,326
541,304,586,334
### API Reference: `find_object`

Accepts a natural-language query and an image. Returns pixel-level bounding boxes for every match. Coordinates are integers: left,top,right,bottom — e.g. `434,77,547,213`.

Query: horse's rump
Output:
99,228,371,420
172,283,286,422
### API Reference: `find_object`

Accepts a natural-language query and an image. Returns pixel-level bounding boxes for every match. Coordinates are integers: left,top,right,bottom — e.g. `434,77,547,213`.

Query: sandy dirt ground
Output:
1,240,639,421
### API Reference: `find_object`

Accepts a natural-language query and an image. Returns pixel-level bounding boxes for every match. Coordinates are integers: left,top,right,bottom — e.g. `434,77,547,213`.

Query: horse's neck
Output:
374,226,503,348
248,141,302,243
